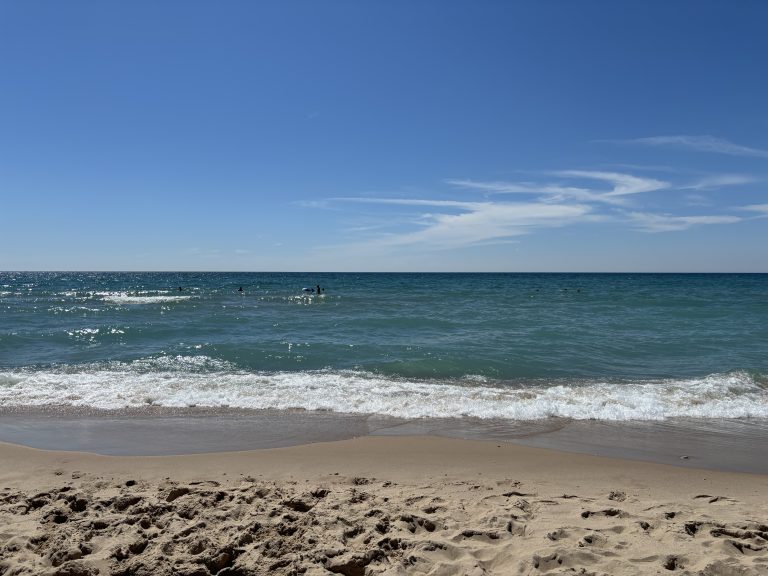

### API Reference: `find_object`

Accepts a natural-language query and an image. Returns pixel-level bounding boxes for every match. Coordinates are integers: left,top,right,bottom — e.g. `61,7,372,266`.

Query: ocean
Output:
1,272,766,422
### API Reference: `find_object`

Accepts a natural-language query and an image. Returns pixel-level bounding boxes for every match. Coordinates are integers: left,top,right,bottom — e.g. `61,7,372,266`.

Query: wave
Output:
94,291,193,305
1,356,766,420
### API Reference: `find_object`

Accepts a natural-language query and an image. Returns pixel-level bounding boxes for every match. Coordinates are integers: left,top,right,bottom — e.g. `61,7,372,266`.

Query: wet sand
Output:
1,407,767,473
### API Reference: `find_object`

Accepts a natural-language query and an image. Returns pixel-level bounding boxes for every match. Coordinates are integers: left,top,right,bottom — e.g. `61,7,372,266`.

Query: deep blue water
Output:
1,272,766,420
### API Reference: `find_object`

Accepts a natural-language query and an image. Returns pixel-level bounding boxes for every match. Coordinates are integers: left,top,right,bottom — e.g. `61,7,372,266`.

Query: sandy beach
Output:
1,436,767,576
4,0,768,571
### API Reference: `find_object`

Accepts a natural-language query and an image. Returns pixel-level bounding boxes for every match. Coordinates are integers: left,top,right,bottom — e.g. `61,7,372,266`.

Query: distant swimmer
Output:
178,286,183,292
238,286,244,292
316,284,325,295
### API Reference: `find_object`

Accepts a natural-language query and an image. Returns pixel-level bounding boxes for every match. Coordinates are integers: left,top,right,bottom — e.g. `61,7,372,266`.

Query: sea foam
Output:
95,291,192,305
0,357,765,420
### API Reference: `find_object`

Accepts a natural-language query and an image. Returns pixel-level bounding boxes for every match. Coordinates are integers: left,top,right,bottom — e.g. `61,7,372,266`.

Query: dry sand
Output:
0,436,766,575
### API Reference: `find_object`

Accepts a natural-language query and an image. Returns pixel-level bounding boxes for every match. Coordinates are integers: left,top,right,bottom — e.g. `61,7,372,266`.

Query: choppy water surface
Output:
1,272,766,420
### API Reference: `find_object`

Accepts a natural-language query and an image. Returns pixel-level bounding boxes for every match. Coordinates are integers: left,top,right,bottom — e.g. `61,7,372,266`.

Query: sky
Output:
1,0,767,272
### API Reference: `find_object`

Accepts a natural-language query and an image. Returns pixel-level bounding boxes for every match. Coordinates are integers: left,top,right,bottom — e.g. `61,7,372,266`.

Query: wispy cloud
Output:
605,163,680,173
627,212,741,232
740,204,768,215
295,199,331,209
445,179,588,196
447,170,668,205
627,135,768,159
333,197,481,209
445,178,606,204
333,197,593,248
311,166,748,251
381,202,593,248
679,174,756,190
551,171,668,196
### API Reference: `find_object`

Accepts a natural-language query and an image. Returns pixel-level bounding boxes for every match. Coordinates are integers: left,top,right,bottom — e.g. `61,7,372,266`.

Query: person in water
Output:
316,284,323,294
238,286,243,292
178,286,183,292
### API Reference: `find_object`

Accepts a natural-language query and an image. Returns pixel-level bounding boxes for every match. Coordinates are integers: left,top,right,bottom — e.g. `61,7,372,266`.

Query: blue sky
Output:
1,0,766,272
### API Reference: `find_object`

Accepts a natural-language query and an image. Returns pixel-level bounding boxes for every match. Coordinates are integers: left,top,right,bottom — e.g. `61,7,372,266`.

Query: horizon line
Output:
1,270,767,275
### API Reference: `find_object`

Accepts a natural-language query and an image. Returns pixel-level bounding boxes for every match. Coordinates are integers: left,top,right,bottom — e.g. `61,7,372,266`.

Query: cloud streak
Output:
382,203,593,248
627,212,742,232
551,171,668,196
333,197,481,209
447,170,668,205
316,167,748,251
740,204,768,216
333,197,593,248
679,174,756,190
445,179,588,196
627,135,768,159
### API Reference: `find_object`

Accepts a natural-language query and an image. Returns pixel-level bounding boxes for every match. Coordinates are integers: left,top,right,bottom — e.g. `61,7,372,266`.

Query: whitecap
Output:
0,362,765,420
96,291,192,305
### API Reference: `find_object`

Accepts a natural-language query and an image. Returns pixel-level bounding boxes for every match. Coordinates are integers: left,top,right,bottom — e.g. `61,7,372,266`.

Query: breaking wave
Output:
1,356,766,420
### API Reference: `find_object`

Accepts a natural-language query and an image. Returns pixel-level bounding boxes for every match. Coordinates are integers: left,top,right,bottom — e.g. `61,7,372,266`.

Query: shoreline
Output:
1,407,768,474
1,436,767,575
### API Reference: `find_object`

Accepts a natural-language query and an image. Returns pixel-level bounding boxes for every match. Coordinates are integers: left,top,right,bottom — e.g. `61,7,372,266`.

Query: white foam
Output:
95,291,192,305
0,359,766,420
49,306,103,314
0,375,23,387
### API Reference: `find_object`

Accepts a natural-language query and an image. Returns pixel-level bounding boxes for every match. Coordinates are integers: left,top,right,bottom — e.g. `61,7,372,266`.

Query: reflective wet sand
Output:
1,406,766,473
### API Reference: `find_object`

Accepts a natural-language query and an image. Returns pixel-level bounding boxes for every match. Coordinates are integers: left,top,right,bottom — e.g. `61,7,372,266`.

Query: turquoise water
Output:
1,272,767,420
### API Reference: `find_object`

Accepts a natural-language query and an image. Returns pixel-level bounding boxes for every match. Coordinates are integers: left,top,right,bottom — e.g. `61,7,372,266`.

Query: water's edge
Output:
2,406,767,474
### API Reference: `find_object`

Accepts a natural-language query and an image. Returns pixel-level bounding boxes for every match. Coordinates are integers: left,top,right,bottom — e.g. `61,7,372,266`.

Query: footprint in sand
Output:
581,508,626,519
546,528,568,541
